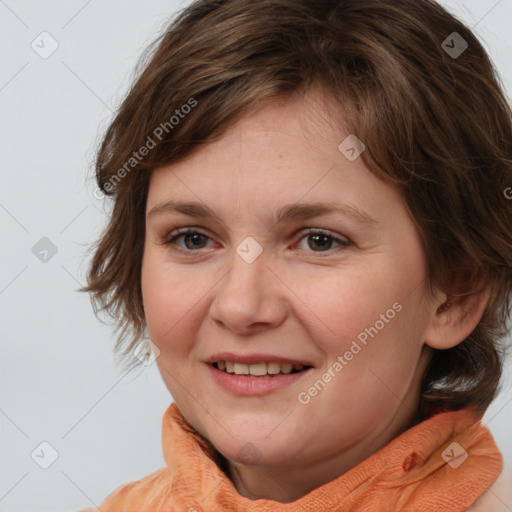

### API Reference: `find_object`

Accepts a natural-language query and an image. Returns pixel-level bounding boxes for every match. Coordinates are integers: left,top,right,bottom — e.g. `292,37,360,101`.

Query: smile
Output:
213,361,310,376
207,362,313,396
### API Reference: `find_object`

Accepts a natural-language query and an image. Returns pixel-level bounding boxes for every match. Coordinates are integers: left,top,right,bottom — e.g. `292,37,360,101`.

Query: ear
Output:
423,279,490,350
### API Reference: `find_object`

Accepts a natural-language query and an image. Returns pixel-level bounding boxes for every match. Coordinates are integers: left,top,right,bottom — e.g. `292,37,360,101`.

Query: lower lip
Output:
207,364,312,396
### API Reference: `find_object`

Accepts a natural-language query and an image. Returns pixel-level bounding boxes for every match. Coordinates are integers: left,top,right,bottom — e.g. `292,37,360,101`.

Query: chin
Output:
210,433,304,467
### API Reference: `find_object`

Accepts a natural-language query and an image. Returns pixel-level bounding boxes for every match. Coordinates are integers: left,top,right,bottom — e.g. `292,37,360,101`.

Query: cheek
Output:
290,266,398,351
324,304,425,415
141,255,200,353
293,267,423,393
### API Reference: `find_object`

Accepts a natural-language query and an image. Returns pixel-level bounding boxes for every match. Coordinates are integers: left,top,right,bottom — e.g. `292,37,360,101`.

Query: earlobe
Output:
424,286,490,350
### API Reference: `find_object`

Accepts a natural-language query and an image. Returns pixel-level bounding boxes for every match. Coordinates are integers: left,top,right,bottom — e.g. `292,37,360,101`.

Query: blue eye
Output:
164,228,351,255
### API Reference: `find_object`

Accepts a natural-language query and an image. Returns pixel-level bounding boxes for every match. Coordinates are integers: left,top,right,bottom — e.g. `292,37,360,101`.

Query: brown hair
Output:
81,0,512,414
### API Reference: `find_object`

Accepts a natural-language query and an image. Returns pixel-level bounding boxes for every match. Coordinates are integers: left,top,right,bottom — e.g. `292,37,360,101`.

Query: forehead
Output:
145,95,404,226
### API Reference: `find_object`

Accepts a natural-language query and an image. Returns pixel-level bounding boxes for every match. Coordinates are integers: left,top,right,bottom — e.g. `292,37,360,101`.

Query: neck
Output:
227,403,420,503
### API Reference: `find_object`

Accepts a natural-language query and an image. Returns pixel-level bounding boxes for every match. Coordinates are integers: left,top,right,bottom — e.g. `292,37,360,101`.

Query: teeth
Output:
267,362,281,375
281,363,293,374
233,362,249,375
215,361,308,376
249,362,267,376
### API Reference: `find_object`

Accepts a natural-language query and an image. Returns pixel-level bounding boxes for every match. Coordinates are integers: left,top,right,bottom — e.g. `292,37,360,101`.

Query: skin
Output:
141,91,489,502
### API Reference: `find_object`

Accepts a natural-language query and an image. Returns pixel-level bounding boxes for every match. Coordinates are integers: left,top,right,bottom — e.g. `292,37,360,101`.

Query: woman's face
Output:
141,93,439,474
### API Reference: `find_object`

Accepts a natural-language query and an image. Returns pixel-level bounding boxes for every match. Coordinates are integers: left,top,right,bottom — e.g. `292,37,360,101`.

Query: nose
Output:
209,245,289,336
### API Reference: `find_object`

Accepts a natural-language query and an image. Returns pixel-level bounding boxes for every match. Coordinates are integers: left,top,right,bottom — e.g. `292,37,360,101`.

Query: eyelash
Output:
163,227,351,256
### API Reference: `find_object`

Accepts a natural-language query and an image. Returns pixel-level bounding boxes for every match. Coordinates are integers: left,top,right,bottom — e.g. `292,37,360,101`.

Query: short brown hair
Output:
81,0,512,414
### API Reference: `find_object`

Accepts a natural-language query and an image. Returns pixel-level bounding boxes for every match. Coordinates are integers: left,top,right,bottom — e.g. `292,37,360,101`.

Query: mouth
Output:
211,360,313,377
207,360,314,396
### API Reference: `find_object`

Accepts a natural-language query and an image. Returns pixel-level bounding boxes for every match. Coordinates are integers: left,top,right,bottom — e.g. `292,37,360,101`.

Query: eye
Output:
163,227,351,255
293,228,351,254
164,228,213,251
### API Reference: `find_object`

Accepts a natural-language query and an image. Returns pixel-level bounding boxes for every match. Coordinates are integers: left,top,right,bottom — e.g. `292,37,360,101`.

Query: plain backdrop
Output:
1,1,511,510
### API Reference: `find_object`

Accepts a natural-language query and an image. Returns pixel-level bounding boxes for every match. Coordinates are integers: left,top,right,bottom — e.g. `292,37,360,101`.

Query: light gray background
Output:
1,1,511,511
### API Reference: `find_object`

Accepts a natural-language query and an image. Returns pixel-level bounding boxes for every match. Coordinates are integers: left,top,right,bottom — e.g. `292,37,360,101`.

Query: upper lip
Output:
205,352,315,367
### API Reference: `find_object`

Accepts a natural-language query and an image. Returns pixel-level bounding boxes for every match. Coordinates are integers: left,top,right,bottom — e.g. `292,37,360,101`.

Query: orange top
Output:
88,403,502,512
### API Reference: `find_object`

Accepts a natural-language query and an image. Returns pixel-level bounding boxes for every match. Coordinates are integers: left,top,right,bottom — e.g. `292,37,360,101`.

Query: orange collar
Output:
98,403,502,511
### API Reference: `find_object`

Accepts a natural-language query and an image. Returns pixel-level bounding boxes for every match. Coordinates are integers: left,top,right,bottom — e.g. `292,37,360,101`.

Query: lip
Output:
207,363,313,396
204,352,315,366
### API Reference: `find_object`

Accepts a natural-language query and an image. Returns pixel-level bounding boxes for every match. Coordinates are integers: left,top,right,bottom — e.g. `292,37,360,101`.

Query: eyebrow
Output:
147,200,379,228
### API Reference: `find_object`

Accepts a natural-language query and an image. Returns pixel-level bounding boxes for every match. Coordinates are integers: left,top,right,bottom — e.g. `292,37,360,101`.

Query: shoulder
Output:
76,467,169,511
466,469,512,512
